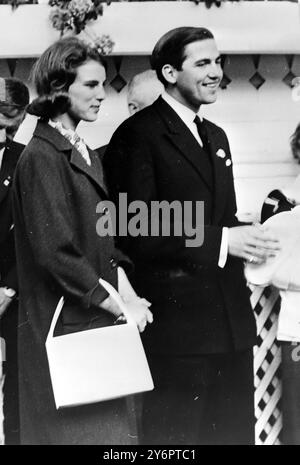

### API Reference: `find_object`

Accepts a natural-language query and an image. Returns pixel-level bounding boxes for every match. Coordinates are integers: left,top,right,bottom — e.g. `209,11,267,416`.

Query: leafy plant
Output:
0,0,37,9
49,0,106,35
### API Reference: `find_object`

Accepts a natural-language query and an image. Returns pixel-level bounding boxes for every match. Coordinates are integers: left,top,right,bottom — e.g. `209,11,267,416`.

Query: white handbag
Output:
46,278,154,409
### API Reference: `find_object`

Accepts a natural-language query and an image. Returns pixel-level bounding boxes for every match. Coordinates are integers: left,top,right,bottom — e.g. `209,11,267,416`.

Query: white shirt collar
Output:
48,120,91,166
161,91,202,125
161,92,203,146
0,147,5,171
48,120,79,144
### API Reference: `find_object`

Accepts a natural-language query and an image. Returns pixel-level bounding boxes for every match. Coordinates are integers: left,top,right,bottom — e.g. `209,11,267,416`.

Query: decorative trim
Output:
6,58,17,76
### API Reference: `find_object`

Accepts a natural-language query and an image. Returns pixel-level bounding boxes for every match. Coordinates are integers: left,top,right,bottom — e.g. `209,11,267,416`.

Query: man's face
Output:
0,111,24,150
171,39,223,112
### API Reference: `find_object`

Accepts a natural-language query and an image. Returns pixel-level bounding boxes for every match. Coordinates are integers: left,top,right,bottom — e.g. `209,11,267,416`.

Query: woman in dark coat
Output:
12,37,152,445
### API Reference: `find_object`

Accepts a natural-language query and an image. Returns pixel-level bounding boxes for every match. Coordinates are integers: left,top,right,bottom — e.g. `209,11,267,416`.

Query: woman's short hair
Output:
290,124,300,163
27,37,105,119
151,27,214,87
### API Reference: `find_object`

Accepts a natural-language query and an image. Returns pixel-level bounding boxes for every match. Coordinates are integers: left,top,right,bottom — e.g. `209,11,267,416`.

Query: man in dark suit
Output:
104,27,280,444
0,77,29,444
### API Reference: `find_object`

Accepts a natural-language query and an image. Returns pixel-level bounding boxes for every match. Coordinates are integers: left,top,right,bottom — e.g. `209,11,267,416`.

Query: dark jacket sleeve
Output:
261,189,295,223
13,147,109,309
0,227,18,291
112,248,133,275
2,265,18,291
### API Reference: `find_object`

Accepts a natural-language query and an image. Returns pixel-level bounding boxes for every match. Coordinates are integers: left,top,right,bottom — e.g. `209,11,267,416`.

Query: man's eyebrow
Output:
194,58,211,64
194,55,222,65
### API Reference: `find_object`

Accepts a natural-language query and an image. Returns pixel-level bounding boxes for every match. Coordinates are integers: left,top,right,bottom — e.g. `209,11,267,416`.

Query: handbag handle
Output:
98,278,136,325
46,278,135,344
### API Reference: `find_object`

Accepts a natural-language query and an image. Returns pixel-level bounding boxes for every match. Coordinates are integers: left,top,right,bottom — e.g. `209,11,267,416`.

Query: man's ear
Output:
161,64,178,85
128,101,140,116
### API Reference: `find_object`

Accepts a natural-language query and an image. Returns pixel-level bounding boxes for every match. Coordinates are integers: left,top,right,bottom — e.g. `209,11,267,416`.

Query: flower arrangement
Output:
92,33,115,55
82,29,115,55
47,0,244,56
49,0,105,35
49,0,115,55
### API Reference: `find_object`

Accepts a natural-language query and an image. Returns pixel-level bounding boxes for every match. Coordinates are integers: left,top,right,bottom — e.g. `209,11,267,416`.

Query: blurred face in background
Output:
0,108,25,150
127,73,163,115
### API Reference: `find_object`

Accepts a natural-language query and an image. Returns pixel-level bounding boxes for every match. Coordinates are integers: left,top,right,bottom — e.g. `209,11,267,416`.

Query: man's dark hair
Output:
0,78,29,118
151,27,215,87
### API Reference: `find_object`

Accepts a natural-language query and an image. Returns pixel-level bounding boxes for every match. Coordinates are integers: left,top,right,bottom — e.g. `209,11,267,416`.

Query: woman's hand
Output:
123,297,153,333
0,287,13,319
116,266,153,331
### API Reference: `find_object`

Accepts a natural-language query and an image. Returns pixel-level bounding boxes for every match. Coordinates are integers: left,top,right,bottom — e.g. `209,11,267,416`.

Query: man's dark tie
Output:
193,115,214,187
194,115,211,154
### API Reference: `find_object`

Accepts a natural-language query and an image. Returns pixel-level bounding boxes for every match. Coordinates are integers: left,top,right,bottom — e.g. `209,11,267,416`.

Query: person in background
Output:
103,26,281,445
12,37,152,445
0,77,29,445
97,69,163,160
261,125,300,223
127,69,164,116
261,123,300,445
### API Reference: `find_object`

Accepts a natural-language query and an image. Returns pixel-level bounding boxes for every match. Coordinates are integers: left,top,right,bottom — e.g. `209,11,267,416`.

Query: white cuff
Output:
218,227,229,268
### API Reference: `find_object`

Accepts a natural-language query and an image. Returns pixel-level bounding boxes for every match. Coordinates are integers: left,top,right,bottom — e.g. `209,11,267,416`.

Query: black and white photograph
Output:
0,0,300,449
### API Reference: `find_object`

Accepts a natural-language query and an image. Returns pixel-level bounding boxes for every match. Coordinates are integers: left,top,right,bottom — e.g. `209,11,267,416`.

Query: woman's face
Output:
68,59,106,124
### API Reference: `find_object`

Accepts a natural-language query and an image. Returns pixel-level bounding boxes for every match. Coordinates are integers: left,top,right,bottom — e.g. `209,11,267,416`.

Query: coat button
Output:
110,258,117,269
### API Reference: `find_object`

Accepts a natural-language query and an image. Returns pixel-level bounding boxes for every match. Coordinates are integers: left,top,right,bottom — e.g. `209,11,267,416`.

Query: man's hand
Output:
0,287,13,319
228,224,281,264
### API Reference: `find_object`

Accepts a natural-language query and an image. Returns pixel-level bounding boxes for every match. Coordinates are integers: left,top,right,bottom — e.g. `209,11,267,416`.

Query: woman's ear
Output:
49,69,70,92
161,64,178,85
50,79,66,92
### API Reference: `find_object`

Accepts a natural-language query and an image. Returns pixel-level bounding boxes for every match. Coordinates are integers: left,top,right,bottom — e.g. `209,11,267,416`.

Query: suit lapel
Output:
153,98,231,223
205,121,229,223
154,98,213,193
89,149,108,195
